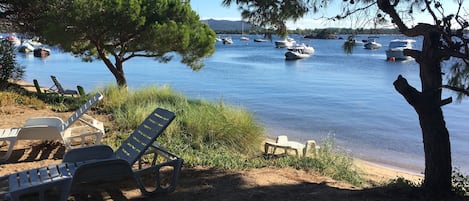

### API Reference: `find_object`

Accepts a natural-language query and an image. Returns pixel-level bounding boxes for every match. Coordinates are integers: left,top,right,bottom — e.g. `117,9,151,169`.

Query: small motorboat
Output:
275,37,296,48
364,37,382,50
222,37,233,45
344,35,364,46
285,44,315,60
33,47,51,58
18,42,35,53
253,38,268,42
385,39,416,60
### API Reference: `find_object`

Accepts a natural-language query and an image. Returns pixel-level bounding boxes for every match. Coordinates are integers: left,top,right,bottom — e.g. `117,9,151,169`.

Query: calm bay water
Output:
16,34,469,174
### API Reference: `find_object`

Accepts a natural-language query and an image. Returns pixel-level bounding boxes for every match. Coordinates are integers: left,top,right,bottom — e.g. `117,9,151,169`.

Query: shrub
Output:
452,168,469,196
0,39,25,88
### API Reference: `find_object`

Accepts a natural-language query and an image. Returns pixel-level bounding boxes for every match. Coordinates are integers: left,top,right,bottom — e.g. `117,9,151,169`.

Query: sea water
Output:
16,34,469,174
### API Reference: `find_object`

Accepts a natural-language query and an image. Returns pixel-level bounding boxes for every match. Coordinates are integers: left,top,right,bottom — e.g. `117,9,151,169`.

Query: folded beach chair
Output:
0,92,105,162
264,135,320,157
49,75,79,97
0,107,183,201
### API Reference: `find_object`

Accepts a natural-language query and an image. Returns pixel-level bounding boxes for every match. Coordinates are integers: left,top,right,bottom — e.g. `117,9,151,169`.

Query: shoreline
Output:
8,80,425,184
263,137,424,184
354,159,423,185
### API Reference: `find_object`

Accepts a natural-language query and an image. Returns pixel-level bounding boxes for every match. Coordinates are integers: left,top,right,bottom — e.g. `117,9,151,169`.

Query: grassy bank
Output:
0,83,364,186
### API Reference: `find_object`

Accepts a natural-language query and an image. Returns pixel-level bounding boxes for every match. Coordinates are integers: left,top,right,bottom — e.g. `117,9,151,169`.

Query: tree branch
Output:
441,85,469,97
393,75,421,107
377,0,410,33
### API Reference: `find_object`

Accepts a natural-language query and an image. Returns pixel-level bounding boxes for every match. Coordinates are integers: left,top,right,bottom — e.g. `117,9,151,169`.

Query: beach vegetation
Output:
0,39,25,89
452,168,469,196
222,0,468,198
92,85,363,186
0,91,45,109
2,0,216,89
1,84,364,186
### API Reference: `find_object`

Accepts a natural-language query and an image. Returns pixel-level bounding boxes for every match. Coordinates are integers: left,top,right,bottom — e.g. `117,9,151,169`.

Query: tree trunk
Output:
101,56,127,88
394,76,452,198
393,30,452,199
417,89,452,198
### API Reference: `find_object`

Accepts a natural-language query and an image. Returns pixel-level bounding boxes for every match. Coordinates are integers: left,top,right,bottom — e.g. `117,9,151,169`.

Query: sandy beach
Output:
0,81,426,200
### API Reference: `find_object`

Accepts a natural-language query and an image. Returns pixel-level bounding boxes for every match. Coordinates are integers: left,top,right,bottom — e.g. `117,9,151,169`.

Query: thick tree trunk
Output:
416,90,452,198
394,76,452,198
393,30,453,199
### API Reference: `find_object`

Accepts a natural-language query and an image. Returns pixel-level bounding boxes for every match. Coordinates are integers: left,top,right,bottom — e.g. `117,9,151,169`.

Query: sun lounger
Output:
264,135,320,157
0,107,183,201
33,79,58,96
0,92,105,162
49,75,79,97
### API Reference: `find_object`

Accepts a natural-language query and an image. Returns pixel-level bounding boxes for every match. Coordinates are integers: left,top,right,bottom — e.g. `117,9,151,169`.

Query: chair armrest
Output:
62,145,115,163
134,156,184,195
24,117,64,128
78,114,105,132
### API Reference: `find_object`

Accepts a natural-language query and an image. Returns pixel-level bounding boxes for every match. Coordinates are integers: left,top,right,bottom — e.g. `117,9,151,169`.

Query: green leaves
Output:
13,0,216,87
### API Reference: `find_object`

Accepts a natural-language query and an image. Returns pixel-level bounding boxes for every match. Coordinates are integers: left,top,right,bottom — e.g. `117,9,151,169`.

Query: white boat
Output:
385,39,416,60
364,38,382,50
18,41,35,53
345,35,363,46
222,37,233,45
275,37,296,48
240,21,249,41
288,43,315,55
253,38,267,42
285,44,314,60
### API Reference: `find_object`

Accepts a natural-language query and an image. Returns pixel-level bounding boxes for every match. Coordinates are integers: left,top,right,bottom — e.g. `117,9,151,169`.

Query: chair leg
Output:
0,138,16,162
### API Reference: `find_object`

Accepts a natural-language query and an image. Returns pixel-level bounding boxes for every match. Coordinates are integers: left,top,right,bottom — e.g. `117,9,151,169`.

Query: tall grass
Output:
314,134,363,186
92,85,362,186
1,84,364,187
0,91,45,109
97,84,264,156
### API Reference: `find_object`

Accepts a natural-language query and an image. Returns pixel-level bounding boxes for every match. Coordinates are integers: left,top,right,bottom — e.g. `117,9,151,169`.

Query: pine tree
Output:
0,39,25,88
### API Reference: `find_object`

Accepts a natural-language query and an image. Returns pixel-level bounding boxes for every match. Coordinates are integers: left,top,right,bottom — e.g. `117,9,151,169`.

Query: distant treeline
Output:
216,28,401,35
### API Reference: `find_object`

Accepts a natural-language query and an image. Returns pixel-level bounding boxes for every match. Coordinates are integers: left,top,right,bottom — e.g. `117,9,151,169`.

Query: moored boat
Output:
254,38,268,42
222,37,233,45
18,42,35,53
285,44,314,60
364,37,382,50
275,37,296,48
385,39,416,60
33,47,51,57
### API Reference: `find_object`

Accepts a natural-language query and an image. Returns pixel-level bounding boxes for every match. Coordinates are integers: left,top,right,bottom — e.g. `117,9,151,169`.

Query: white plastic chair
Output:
0,92,105,162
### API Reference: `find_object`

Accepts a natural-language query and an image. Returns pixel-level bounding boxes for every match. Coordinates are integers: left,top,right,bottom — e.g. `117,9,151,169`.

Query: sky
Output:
190,0,464,29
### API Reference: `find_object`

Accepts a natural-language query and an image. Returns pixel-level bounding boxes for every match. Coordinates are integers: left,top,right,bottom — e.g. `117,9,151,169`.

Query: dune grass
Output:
1,83,364,186
91,84,363,185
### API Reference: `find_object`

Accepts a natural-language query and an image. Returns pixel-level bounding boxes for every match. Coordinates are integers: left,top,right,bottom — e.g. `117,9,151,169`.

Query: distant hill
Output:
201,19,256,32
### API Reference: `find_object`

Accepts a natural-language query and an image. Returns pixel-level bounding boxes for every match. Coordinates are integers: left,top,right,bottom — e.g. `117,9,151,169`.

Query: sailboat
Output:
240,21,249,41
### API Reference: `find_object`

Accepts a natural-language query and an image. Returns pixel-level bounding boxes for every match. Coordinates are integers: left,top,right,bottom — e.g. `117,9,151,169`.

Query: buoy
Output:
388,57,396,62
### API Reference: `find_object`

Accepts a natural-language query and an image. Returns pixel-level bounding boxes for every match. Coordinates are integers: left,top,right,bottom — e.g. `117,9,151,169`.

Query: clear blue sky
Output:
189,0,462,29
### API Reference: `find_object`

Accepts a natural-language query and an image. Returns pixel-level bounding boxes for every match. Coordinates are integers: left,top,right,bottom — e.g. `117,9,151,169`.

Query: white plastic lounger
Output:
0,108,183,201
0,92,105,162
264,135,320,157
